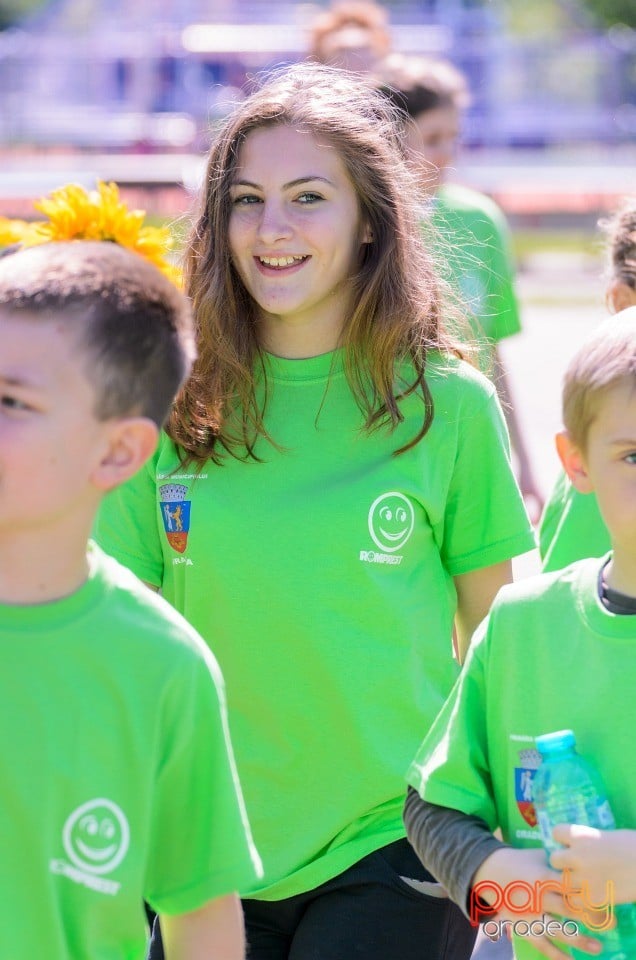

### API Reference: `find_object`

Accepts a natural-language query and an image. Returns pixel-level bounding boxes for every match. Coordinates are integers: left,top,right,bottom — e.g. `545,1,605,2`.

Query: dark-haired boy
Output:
405,308,636,960
0,241,261,959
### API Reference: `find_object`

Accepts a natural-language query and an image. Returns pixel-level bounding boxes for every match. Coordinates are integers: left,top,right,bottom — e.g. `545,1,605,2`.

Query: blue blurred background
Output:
1,0,635,149
0,0,634,224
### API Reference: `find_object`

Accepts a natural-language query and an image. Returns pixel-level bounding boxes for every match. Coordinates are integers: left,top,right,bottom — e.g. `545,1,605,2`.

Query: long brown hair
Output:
168,63,465,465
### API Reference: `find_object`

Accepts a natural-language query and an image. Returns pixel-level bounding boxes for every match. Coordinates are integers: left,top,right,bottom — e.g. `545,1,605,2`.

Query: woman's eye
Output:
624,452,636,464
232,194,262,205
296,193,323,204
1,395,29,412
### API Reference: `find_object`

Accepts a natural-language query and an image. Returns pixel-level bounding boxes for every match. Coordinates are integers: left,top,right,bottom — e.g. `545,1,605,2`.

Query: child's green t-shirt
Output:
95,350,534,900
539,470,610,572
0,544,261,959
408,556,636,960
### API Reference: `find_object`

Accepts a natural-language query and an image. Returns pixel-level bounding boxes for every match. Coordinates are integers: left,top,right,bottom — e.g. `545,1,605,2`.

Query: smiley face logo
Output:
368,491,415,553
63,799,130,875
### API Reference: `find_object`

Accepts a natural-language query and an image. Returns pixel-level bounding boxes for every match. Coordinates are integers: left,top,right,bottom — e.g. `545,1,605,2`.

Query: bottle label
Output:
537,809,558,851
596,799,615,829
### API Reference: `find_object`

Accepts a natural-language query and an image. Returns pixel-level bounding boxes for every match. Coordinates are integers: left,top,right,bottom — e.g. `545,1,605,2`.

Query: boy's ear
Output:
607,280,636,314
91,418,159,492
555,430,593,494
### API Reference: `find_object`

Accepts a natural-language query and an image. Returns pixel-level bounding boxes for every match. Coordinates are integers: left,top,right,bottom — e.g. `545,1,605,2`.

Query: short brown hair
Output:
562,307,636,449
0,241,196,426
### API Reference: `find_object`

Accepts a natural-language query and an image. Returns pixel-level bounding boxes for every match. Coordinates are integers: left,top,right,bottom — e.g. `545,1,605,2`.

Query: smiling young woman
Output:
95,63,535,960
227,123,369,358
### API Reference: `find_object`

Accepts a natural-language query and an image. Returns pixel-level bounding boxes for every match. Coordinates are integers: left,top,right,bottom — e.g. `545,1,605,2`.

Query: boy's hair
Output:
308,1,391,64
0,241,195,426
562,307,636,449
378,54,470,120
599,197,636,292
171,62,465,465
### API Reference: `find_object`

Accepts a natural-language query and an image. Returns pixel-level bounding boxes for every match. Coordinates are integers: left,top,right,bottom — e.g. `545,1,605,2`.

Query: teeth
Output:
259,255,306,267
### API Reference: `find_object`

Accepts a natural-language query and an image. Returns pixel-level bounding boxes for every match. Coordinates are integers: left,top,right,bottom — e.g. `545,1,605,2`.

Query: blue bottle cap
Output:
535,730,576,755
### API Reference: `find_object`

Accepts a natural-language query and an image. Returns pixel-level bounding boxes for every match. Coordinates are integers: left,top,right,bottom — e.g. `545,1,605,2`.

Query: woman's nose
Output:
256,200,293,244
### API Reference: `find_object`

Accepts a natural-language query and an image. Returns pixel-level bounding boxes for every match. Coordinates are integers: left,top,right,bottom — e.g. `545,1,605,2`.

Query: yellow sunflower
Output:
2,181,181,286
0,216,39,247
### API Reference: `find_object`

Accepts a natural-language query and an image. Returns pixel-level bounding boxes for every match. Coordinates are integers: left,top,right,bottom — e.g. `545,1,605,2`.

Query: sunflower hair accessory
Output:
0,180,180,285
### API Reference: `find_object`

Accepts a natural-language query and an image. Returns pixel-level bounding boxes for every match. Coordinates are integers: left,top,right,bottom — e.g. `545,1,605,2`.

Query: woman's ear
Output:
361,220,374,244
90,418,159,492
555,430,593,494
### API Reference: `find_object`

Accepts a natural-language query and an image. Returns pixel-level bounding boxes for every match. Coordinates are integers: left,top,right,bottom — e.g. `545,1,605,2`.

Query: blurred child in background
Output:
540,197,636,571
381,54,543,519
308,0,391,74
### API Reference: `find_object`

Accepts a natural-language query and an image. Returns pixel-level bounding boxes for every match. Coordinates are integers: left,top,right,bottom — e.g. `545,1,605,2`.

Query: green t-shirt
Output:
95,350,534,900
539,469,610,572
0,544,261,960
427,183,521,375
408,556,636,960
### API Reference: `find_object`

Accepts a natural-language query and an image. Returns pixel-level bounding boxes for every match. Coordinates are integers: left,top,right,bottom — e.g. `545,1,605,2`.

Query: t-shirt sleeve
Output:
93,455,164,588
441,379,536,575
145,644,263,914
407,617,499,830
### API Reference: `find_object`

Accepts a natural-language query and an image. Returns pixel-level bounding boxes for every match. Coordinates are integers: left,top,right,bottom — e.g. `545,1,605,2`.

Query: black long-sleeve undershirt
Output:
403,786,509,918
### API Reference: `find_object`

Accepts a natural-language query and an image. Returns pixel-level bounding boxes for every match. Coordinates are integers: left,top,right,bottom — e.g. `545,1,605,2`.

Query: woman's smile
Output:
254,254,310,274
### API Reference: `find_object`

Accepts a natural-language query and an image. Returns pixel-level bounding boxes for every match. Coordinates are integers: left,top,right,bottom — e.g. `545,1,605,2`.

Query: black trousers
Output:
148,838,477,960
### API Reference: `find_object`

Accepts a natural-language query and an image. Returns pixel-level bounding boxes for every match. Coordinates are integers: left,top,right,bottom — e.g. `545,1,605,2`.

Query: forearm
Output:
492,352,523,460
453,560,512,663
161,894,245,960
492,350,538,490
403,786,507,918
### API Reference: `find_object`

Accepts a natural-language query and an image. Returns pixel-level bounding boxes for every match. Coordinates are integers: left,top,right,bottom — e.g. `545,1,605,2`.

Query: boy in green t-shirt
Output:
0,242,261,959
405,308,636,960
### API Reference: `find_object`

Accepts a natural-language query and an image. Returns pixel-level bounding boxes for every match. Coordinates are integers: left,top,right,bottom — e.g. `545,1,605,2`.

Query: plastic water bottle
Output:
532,730,636,959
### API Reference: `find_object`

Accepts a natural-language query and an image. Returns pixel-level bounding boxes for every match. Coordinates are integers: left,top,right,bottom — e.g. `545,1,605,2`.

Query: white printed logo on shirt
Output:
368,492,414,552
50,798,130,896
360,491,415,566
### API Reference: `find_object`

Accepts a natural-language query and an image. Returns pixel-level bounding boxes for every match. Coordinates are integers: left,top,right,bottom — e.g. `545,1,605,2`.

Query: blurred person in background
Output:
308,0,391,74
539,197,636,571
381,55,543,521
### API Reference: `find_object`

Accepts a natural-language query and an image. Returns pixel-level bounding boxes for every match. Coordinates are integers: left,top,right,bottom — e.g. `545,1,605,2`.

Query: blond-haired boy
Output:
405,308,636,960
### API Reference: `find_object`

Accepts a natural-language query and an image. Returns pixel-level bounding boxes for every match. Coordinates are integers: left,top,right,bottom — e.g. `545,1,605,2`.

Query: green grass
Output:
512,229,602,262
